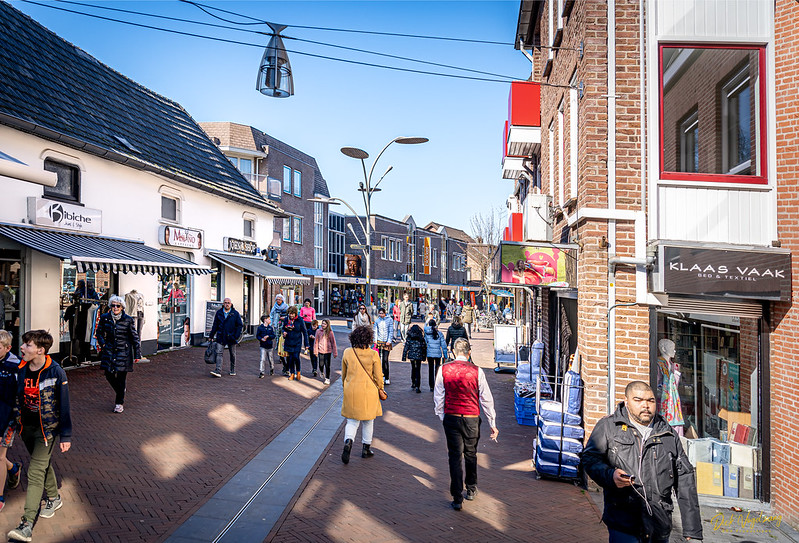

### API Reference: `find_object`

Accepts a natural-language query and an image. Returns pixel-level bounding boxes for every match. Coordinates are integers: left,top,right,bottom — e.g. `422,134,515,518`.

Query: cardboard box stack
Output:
683,410,757,499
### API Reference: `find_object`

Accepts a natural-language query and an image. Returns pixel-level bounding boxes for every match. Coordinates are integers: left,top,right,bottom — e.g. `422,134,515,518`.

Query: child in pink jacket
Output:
313,319,338,385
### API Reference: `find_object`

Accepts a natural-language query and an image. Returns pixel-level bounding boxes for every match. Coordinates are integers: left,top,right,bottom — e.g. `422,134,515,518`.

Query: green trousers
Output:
20,424,58,523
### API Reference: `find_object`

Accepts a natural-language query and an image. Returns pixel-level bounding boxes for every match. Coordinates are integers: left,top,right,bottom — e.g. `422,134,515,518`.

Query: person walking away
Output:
582,381,702,543
439,298,447,322
340,325,384,464
256,315,275,377
281,306,309,381
353,304,372,328
445,316,469,353
461,302,475,338
0,331,21,511
308,320,320,376
8,330,72,542
95,295,140,413
424,320,448,392
269,294,290,375
399,293,413,342
208,298,243,378
446,299,455,321
427,305,440,326
391,301,401,340
418,299,427,322
434,338,498,511
373,309,394,385
401,324,426,393
314,320,338,385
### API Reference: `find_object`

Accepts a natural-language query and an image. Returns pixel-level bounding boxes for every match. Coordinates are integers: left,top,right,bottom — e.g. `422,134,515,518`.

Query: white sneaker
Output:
324,378,330,385
113,404,124,413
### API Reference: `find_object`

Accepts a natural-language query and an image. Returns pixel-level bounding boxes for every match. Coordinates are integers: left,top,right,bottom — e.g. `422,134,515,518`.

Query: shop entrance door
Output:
158,273,189,350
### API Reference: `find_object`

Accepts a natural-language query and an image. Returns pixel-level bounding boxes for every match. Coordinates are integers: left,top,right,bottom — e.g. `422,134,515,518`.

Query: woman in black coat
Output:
96,295,140,413
445,316,469,352
401,324,427,393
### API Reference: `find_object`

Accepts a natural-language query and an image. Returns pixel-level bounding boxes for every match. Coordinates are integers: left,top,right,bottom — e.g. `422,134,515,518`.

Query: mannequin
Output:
656,338,684,436
125,289,145,340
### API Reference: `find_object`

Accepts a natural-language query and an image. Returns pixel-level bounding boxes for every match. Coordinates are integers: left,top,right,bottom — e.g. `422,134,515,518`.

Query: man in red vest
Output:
434,338,498,511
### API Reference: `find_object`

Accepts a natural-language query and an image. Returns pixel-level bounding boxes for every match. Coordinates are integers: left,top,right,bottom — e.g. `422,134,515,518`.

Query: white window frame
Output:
283,166,291,194
558,101,565,206
159,189,181,224
548,0,554,60
283,218,291,242
569,80,578,199
293,169,302,197
313,202,324,269
548,122,555,200
432,247,438,268
396,240,402,263
381,236,388,260
721,67,753,175
243,212,256,240
293,217,302,244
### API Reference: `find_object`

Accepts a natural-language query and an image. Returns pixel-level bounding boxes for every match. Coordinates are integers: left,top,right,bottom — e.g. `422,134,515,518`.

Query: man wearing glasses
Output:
582,381,702,542
95,295,140,413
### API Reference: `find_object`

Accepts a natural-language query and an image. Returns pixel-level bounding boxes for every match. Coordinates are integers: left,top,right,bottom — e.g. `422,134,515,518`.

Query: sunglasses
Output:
110,304,123,308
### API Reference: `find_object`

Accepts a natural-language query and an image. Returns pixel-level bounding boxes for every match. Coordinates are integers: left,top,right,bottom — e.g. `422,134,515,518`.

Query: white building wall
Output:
648,0,776,247
0,125,277,348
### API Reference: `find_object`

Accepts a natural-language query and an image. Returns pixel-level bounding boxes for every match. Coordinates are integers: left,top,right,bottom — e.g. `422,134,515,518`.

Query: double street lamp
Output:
311,136,428,313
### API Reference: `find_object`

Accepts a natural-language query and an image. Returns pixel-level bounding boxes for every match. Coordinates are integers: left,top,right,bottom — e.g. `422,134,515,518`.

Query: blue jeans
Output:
286,351,301,375
215,342,237,373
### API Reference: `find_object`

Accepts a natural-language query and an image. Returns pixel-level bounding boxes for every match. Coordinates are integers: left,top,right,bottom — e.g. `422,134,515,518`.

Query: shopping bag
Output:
277,335,288,358
204,341,217,364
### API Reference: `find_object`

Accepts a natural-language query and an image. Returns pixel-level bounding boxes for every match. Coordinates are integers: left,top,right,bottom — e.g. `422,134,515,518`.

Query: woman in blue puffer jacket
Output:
423,320,448,391
373,308,394,385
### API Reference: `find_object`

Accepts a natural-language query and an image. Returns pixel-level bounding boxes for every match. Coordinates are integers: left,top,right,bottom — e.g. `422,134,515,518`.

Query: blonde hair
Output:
0,330,12,348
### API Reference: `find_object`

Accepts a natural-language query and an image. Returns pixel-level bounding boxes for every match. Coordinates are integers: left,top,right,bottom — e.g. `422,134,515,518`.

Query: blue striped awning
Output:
0,223,210,275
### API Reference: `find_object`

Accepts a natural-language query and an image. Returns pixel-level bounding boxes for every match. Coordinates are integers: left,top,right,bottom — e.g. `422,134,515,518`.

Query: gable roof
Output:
0,2,280,213
422,222,474,243
200,122,330,198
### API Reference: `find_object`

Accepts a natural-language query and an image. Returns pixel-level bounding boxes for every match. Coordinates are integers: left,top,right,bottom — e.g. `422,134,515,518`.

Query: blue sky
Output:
12,0,527,234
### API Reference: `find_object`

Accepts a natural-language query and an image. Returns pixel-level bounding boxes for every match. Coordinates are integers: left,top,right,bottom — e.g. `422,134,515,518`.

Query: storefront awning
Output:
207,251,310,284
0,223,210,275
298,267,323,276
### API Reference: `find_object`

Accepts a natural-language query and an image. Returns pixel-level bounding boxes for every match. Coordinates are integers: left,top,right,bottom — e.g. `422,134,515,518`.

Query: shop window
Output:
161,195,179,222
293,217,302,243
660,45,765,184
283,165,291,194
43,159,80,203
293,170,301,197
282,218,291,242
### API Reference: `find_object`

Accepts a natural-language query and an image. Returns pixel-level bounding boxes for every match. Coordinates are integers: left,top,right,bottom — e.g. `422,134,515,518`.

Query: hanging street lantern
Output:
256,22,294,98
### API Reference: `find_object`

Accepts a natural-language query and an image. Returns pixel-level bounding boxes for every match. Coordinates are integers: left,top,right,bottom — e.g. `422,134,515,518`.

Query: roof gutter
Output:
0,113,288,218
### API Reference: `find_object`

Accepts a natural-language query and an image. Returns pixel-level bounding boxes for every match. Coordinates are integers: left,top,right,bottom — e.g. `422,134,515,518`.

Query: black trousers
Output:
319,353,332,379
443,414,480,503
104,370,128,404
380,349,390,380
410,360,422,388
308,334,318,371
427,357,442,389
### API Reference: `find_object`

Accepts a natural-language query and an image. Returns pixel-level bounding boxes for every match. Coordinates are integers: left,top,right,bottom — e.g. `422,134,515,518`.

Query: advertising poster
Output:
498,244,569,286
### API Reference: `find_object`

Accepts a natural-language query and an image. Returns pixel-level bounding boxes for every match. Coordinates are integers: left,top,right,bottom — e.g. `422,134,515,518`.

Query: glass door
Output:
158,272,189,350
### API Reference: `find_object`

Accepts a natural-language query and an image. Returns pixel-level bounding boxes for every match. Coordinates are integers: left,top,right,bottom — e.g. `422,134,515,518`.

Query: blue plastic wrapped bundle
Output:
535,455,579,479
562,369,583,415
537,430,584,454
539,400,582,426
535,443,581,466
538,418,585,440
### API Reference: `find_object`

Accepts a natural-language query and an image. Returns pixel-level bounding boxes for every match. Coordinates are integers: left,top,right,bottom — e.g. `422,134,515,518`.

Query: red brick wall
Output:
770,0,799,525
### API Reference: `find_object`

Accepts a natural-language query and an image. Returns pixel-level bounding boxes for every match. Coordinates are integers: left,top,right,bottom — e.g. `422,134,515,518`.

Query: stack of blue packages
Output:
513,341,552,425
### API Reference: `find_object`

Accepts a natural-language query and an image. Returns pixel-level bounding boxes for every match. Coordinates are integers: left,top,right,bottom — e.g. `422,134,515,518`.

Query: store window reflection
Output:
158,273,189,350
657,313,761,500
59,263,113,364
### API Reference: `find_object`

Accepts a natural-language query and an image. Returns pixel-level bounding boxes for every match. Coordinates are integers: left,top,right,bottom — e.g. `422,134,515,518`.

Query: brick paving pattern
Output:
269,323,605,543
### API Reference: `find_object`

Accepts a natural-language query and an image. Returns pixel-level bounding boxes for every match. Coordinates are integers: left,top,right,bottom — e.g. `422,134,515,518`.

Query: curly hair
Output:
349,325,374,349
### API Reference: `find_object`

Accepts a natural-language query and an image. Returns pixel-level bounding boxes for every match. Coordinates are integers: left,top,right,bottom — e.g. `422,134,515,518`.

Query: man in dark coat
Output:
208,298,243,378
582,381,702,542
96,295,140,413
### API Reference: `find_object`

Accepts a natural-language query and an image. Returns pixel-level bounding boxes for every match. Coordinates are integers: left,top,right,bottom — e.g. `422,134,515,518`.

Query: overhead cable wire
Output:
48,0,517,80
180,0,516,46
20,0,574,88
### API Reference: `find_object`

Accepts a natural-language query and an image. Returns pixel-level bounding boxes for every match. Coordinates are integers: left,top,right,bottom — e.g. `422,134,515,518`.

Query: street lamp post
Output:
312,136,427,315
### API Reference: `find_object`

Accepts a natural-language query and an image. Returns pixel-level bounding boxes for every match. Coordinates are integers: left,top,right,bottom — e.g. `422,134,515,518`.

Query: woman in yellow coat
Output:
340,325,385,464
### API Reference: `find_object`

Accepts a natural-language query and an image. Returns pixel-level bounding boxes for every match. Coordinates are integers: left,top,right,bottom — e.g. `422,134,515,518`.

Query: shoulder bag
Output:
353,350,387,401
204,341,217,364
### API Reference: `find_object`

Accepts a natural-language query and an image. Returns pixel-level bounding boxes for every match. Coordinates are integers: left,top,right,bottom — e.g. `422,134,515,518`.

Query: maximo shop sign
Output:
27,197,102,234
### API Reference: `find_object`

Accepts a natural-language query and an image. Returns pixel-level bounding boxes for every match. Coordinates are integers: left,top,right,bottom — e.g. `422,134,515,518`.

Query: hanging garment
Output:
657,356,684,427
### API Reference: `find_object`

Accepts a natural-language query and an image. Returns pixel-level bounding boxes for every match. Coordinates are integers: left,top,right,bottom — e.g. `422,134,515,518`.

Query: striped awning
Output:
207,251,309,285
0,223,210,275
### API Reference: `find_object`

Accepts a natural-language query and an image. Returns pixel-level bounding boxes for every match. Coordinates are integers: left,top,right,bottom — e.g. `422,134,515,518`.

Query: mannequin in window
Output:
656,338,684,436
125,289,145,340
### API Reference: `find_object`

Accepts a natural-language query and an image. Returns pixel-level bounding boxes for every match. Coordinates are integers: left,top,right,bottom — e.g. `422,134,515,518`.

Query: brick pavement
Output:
0,338,334,543
269,323,606,543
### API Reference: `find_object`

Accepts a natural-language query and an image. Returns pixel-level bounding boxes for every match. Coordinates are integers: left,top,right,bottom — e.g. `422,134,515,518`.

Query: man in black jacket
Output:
208,298,243,378
582,381,702,542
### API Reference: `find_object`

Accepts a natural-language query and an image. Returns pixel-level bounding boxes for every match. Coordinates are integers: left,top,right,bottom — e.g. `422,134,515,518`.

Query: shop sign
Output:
225,237,258,255
372,279,400,287
494,243,571,287
159,225,203,249
411,280,428,289
27,197,102,234
661,245,791,301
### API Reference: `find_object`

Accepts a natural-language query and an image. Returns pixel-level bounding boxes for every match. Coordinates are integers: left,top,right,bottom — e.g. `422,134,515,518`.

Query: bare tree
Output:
466,207,506,305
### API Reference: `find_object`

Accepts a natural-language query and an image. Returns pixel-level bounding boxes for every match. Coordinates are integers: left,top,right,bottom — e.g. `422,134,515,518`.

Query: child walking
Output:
401,324,427,393
256,315,275,377
308,320,320,377
313,320,338,385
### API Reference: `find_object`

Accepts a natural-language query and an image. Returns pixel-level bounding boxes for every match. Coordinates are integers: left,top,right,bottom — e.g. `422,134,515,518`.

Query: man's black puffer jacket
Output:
401,325,427,361
581,402,703,541
96,312,141,372
445,323,469,350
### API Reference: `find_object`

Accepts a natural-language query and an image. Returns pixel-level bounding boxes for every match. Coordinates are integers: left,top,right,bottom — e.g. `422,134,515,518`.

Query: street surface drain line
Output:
211,388,344,543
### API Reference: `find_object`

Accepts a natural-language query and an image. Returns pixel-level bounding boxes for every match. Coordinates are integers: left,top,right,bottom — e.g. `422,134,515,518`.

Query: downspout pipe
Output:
607,302,637,414
607,0,619,412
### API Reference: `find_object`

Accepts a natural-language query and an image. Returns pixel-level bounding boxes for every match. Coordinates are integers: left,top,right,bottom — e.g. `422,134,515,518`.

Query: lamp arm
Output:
330,197,368,239
366,139,397,187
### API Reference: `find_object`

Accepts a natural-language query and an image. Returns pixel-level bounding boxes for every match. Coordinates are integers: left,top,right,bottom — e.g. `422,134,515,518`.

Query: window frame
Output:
43,159,81,203
160,195,180,223
282,218,291,242
293,169,302,198
679,109,700,174
283,165,292,194
721,67,753,175
293,217,302,244
658,44,767,185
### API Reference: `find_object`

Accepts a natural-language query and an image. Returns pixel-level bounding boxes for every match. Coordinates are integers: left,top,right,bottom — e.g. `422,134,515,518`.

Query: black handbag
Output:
204,341,217,364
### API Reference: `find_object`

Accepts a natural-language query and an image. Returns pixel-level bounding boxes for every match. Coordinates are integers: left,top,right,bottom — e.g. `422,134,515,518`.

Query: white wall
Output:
0,126,278,347
648,0,776,246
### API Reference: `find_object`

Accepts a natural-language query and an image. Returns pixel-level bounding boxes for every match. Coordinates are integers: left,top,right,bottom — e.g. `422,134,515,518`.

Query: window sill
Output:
42,195,82,206
659,171,768,186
